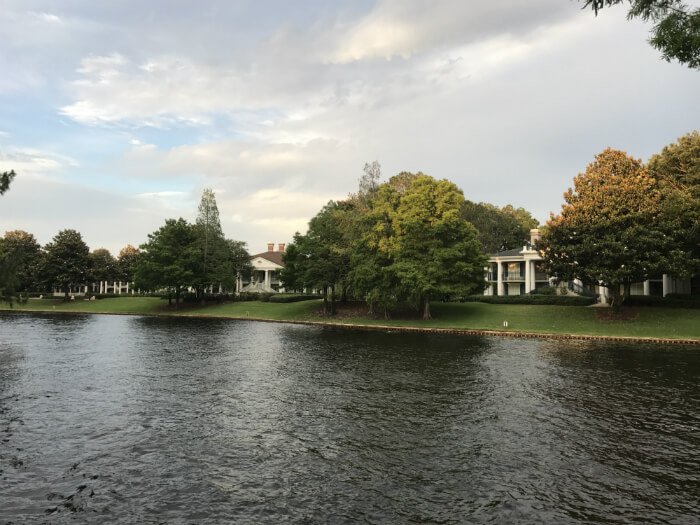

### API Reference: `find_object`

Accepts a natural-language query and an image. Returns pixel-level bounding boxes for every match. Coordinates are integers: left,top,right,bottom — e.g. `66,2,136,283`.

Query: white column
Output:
265,270,271,290
662,274,671,297
643,280,650,296
524,259,532,294
497,261,504,296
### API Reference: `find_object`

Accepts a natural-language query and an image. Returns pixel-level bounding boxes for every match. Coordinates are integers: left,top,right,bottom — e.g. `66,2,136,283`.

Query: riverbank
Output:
2,297,698,343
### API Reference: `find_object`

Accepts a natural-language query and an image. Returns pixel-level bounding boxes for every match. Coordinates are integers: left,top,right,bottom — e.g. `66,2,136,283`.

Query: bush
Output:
529,285,558,296
461,295,596,306
268,294,322,303
236,292,272,302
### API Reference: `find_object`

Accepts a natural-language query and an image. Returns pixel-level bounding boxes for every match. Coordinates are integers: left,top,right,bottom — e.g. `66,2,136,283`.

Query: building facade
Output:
238,243,286,293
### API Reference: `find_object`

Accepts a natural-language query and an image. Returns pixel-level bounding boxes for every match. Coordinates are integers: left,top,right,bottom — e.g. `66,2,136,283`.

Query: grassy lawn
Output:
2,297,698,340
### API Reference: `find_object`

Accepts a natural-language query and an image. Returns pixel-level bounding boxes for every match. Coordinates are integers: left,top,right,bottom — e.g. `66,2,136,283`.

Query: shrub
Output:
529,285,558,296
268,294,322,303
236,292,272,302
460,295,596,306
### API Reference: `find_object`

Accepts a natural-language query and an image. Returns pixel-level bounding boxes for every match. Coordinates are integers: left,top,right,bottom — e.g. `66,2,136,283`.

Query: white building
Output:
238,243,286,293
485,229,697,300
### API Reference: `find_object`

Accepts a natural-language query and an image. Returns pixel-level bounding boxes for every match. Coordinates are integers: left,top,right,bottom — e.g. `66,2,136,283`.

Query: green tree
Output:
648,130,700,272
42,229,92,299
117,245,141,282
0,230,41,295
194,189,231,298
539,148,688,306
0,170,16,195
226,239,253,291
135,218,199,307
282,201,353,315
582,0,700,68
461,201,538,254
370,173,486,319
90,248,118,284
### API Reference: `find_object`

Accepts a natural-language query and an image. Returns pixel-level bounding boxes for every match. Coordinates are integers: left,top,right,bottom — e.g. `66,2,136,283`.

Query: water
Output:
1,313,698,524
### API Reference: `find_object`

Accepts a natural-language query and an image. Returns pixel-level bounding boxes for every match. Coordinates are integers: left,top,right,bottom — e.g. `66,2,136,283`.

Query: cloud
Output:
0,147,78,175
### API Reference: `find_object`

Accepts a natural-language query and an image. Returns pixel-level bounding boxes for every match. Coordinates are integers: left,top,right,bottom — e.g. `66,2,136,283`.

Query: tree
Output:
90,248,118,284
461,201,539,254
0,170,16,195
226,239,253,290
117,245,141,282
135,218,199,307
370,173,486,319
539,148,688,306
194,189,230,298
42,229,92,299
582,0,700,68
647,130,700,271
282,201,353,315
0,230,41,305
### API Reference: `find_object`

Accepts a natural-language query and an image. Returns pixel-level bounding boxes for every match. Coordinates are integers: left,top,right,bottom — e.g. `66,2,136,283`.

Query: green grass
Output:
1,297,698,340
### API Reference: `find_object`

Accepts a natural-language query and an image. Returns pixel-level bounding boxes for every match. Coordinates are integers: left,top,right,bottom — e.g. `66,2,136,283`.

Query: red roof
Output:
251,251,284,266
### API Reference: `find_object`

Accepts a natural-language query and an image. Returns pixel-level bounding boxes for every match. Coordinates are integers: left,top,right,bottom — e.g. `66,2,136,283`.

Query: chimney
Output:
267,242,274,252
530,228,540,246
278,243,285,252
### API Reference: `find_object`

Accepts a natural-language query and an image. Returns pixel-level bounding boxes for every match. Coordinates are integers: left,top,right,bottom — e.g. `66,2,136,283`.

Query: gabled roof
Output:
251,250,284,266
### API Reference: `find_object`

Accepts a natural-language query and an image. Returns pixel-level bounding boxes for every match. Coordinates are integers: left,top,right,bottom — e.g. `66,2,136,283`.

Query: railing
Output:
502,273,523,281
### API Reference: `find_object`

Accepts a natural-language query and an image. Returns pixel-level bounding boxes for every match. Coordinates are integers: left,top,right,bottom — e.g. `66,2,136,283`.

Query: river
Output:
1,313,698,524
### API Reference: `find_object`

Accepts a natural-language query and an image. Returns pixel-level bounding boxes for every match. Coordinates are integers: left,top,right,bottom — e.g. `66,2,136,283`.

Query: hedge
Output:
461,295,597,306
268,294,322,303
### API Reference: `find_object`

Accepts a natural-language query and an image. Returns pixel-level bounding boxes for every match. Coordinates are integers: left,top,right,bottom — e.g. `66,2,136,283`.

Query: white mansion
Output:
485,229,696,302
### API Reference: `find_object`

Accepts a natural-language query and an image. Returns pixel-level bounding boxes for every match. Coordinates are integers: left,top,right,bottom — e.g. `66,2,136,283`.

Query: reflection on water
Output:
1,313,698,524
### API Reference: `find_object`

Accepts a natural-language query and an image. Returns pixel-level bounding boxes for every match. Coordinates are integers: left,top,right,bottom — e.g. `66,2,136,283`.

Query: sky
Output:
1,0,698,255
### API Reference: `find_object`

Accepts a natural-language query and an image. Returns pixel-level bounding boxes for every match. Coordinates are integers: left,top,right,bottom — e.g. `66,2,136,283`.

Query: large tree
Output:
90,248,118,284
282,201,353,315
135,218,199,307
0,230,41,305
117,245,141,282
371,173,486,319
582,0,700,68
647,130,700,272
539,148,688,306
42,229,92,299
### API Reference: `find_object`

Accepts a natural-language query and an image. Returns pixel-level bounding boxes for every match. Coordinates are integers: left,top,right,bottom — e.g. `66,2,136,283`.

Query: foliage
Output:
268,293,322,303
460,294,597,306
461,201,539,254
582,0,700,68
117,245,141,282
529,285,559,296
648,130,700,272
41,229,92,299
135,218,199,307
0,230,42,305
539,148,688,307
371,173,487,319
0,170,16,195
90,248,118,282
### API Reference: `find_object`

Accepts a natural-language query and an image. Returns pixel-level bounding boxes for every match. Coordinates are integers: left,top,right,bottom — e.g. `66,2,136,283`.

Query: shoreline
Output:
2,308,698,346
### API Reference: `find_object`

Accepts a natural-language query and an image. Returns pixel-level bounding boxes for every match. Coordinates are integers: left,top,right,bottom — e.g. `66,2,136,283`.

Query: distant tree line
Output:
0,189,252,308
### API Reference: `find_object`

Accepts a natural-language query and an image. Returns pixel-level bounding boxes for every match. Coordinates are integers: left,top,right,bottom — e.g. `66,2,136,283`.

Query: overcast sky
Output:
1,0,698,254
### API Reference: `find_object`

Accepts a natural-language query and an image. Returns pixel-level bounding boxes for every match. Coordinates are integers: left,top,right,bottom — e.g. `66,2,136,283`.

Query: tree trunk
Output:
422,297,431,320
330,285,336,316
323,286,329,316
609,284,622,310
175,287,181,309
623,280,631,304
